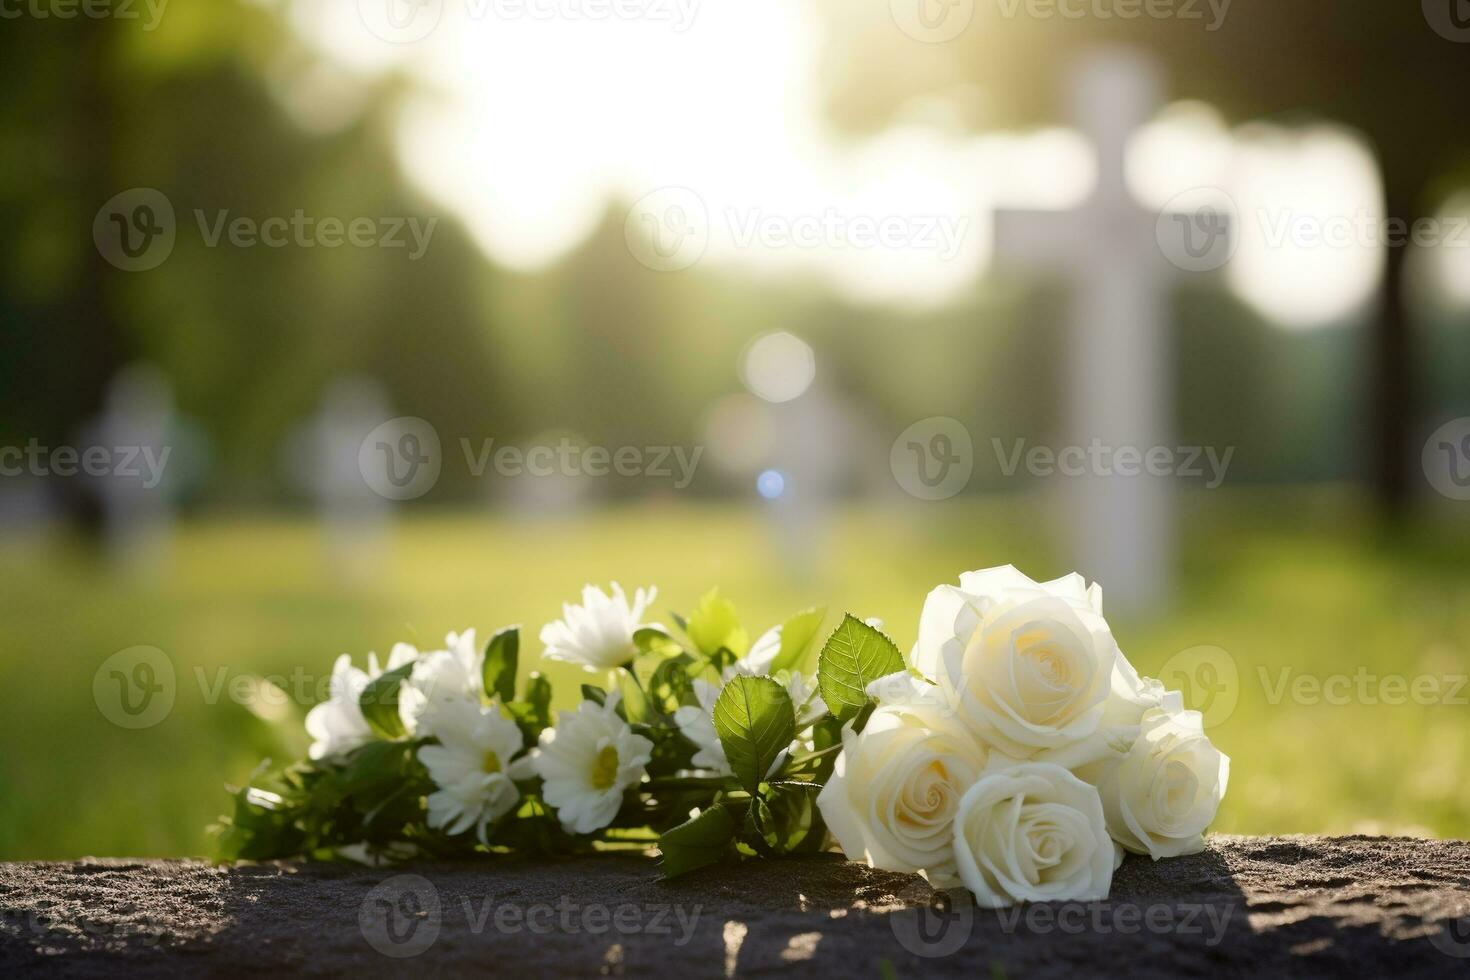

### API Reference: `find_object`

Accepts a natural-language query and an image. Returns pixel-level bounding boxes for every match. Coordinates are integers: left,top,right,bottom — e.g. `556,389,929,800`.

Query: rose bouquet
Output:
217,567,1228,907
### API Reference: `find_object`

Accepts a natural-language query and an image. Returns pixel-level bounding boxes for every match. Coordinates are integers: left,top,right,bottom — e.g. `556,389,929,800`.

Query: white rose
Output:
952,762,1114,908
1035,655,1187,772
817,699,989,882
1097,706,1229,859
921,566,1119,755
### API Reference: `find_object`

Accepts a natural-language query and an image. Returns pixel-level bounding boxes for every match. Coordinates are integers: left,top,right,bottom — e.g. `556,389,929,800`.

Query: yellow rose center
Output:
590,744,620,791
482,751,502,775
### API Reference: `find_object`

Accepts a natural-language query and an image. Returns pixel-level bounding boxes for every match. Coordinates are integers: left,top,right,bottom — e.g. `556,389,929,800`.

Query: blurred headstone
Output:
994,49,1229,614
85,364,182,575
762,386,861,581
285,377,393,581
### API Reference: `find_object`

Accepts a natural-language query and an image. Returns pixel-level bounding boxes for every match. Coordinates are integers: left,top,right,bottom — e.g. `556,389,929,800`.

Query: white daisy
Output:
534,693,654,834
417,697,533,843
397,629,484,737
304,644,418,760
540,583,658,671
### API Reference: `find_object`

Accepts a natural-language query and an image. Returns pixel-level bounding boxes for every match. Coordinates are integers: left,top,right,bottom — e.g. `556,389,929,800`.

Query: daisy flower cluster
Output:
218,568,1227,907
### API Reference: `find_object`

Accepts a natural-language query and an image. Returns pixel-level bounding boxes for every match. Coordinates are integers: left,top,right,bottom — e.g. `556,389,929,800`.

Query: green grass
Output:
2,492,1468,858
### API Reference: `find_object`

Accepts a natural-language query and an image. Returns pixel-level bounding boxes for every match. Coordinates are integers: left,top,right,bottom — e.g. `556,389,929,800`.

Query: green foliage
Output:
685,589,749,659
506,671,553,746
482,625,519,704
712,675,795,793
817,615,907,723
658,802,744,878
358,663,415,740
769,606,827,675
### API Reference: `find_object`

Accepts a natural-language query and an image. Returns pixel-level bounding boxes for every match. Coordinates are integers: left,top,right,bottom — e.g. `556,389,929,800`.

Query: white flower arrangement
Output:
219,568,1228,908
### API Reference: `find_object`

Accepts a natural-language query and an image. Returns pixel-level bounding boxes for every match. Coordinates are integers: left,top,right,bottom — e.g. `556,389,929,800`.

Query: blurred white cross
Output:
87,364,181,575
995,49,1231,613
284,377,393,582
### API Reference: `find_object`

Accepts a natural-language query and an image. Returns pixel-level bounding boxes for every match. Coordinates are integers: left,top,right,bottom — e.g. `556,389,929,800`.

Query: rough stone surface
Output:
2,836,1469,977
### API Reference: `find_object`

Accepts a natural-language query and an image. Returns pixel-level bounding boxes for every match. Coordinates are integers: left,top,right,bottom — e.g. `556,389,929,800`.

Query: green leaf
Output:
633,627,683,658
686,589,748,658
817,614,906,723
506,672,552,745
762,782,818,853
658,802,742,878
482,625,519,704
618,669,653,724
712,675,795,793
358,662,415,739
769,606,826,675
581,683,607,707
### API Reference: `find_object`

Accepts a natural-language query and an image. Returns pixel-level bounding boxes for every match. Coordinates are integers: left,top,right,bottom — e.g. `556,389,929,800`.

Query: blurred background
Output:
2,0,1469,858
